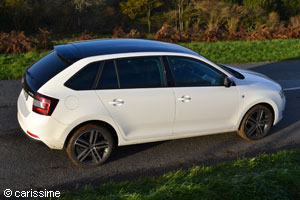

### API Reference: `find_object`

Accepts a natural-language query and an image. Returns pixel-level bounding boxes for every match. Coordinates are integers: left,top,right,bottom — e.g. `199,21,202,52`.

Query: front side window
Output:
65,61,101,90
115,57,165,89
168,56,225,87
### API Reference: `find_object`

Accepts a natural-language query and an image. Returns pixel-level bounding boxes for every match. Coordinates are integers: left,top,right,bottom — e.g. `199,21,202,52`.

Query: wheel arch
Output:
238,102,276,130
64,120,119,148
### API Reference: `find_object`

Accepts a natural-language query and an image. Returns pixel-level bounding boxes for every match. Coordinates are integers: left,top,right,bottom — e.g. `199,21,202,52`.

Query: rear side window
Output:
65,62,101,90
97,60,119,89
25,51,70,93
115,57,165,89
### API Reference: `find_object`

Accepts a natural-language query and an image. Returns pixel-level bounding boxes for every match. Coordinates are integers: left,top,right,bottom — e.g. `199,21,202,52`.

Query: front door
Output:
167,56,239,135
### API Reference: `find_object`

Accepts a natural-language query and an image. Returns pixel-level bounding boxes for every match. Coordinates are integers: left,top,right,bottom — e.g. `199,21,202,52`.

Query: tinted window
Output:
97,60,119,89
168,56,225,87
65,62,100,90
163,56,175,87
218,64,245,79
25,51,70,93
116,57,164,89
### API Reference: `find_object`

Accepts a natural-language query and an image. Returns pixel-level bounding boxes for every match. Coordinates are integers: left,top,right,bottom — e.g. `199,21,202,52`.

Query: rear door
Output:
95,57,175,141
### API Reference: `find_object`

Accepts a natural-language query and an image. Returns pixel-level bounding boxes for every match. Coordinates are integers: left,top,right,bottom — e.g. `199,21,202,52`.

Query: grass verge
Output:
49,149,300,200
0,51,48,80
1,39,300,80
182,39,300,63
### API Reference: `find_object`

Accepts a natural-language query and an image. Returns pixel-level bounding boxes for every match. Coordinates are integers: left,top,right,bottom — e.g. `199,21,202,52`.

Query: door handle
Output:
177,95,192,102
109,99,124,106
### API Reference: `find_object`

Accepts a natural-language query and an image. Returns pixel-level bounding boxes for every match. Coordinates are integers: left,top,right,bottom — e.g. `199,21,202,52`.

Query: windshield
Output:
218,64,245,79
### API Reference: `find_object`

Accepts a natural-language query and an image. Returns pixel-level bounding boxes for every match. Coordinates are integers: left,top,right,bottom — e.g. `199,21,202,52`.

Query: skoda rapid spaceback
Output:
17,39,286,167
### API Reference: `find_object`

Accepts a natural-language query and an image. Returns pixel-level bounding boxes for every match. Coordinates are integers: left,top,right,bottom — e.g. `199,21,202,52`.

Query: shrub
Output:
35,28,52,50
227,25,247,40
77,30,93,41
184,24,203,42
290,15,300,27
242,0,277,13
154,24,180,43
126,29,141,38
202,28,224,42
247,25,272,40
267,12,280,30
112,27,126,38
272,27,300,39
0,31,33,54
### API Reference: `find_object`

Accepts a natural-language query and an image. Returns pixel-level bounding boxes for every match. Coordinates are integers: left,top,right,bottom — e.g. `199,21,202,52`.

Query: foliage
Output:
76,30,93,41
35,28,53,50
126,29,142,38
154,24,181,42
2,39,300,81
224,4,248,37
112,27,127,38
267,12,281,30
120,0,163,32
0,30,33,54
1,0,300,41
47,149,300,200
0,51,48,80
183,39,300,63
248,25,272,40
242,0,278,13
290,15,300,27
280,0,300,20
112,27,143,38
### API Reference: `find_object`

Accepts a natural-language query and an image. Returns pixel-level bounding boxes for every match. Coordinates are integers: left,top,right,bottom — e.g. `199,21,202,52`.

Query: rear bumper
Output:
17,90,69,150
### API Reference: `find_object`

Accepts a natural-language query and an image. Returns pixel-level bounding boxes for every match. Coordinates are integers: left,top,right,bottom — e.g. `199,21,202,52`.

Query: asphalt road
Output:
0,60,300,193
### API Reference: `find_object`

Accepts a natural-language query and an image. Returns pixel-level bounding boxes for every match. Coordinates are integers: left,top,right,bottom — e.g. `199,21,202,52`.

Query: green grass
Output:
1,39,300,80
46,149,300,200
182,39,300,63
0,51,48,80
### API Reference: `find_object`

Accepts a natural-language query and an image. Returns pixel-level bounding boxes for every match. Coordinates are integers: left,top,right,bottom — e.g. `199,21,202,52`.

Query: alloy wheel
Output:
244,108,272,139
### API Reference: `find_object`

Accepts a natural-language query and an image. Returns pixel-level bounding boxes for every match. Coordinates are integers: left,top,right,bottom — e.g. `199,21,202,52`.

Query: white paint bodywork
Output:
17,52,286,149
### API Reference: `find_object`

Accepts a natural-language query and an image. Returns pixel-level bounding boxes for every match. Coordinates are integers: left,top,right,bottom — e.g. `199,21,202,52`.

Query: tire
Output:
66,124,114,167
237,105,274,141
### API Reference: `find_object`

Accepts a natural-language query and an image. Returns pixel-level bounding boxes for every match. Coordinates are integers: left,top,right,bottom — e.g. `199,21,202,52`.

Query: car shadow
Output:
109,140,166,162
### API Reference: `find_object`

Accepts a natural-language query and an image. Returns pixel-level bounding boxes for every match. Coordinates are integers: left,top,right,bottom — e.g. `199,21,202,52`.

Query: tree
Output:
120,0,163,33
0,0,31,30
71,0,92,28
177,0,188,32
71,0,106,29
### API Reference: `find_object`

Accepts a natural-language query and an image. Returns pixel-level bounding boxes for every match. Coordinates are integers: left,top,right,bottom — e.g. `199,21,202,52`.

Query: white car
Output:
17,39,286,167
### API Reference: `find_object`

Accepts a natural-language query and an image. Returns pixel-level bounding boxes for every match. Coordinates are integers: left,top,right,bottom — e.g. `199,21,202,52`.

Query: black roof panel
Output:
54,39,199,63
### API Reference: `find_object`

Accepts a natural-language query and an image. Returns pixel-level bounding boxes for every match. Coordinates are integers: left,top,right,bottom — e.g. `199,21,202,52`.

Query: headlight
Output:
279,89,285,99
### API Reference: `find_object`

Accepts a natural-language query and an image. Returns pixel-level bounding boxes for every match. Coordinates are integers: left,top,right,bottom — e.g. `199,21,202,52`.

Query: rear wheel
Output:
66,124,114,167
237,105,273,141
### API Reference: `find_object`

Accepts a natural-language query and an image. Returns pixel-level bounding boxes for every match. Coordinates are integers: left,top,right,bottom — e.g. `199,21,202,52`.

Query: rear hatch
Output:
22,51,70,97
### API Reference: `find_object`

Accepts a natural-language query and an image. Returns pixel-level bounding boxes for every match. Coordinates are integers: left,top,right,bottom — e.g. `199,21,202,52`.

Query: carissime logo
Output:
3,188,61,198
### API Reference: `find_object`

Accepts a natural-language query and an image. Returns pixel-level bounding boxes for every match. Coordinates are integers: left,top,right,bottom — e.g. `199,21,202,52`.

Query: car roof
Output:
54,39,199,63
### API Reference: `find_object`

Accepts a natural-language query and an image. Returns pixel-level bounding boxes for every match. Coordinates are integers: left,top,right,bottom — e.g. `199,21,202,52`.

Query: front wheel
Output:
66,124,114,167
237,105,273,141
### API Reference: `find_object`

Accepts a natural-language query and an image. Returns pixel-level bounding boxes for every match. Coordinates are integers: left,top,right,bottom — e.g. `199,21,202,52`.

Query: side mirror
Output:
224,77,234,88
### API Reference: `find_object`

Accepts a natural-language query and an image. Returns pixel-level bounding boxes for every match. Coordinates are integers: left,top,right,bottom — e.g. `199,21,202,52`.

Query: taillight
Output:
32,92,59,116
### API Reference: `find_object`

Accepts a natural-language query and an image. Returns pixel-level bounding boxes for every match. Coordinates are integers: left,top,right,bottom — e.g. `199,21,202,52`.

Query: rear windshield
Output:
24,51,70,93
